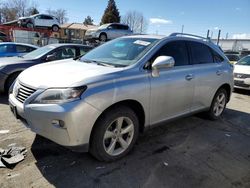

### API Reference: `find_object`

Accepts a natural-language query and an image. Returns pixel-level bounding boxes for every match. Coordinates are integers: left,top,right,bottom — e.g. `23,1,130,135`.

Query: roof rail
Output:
169,32,211,42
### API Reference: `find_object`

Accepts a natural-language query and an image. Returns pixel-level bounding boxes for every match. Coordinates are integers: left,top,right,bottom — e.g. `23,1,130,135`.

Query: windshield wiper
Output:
18,56,24,58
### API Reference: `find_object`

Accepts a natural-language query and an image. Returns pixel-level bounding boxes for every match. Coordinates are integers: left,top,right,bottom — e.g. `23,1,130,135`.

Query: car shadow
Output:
0,93,8,105
233,88,250,96
31,108,250,188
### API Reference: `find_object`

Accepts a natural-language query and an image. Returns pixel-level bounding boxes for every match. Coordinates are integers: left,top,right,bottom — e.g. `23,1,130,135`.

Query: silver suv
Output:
9,33,233,161
85,23,133,42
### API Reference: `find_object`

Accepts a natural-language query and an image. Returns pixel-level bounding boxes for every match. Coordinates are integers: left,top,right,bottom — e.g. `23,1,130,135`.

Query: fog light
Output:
51,120,65,128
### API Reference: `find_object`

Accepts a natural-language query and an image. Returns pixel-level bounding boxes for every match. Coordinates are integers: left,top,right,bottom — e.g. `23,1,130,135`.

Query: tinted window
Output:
0,45,8,53
154,41,189,66
189,41,213,64
16,45,35,53
51,47,76,59
212,50,224,62
80,47,92,56
41,15,53,19
226,54,239,61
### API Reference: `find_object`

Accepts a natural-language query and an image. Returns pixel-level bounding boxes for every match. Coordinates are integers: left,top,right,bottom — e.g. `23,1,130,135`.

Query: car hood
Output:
19,16,30,20
234,65,250,74
18,59,124,89
0,57,33,66
86,28,99,33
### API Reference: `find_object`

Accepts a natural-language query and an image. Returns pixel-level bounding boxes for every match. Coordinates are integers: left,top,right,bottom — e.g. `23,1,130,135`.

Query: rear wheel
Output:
52,25,59,32
90,106,139,161
206,88,227,120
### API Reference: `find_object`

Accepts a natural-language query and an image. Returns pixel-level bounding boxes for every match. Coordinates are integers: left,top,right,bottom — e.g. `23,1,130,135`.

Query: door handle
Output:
185,74,194,81
216,70,222,75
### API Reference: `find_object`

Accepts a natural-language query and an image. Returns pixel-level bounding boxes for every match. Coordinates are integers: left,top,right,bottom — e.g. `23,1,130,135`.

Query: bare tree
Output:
122,11,148,34
0,0,37,23
47,9,68,24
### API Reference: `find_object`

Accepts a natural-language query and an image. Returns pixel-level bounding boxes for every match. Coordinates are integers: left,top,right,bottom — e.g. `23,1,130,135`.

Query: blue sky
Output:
34,0,250,39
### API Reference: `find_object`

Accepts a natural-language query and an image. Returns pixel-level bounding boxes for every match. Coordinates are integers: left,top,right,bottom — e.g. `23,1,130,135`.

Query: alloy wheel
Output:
103,116,134,156
213,92,226,116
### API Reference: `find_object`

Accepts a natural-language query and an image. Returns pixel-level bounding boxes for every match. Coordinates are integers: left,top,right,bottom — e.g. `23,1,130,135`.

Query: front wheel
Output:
90,106,139,161
26,22,34,29
206,88,228,120
99,33,107,42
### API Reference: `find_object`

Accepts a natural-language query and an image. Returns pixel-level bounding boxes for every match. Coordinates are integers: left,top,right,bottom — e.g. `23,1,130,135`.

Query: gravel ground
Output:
0,90,250,188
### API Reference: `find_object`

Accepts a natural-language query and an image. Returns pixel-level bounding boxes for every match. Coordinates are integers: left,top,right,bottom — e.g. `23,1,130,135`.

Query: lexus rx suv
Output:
9,33,233,161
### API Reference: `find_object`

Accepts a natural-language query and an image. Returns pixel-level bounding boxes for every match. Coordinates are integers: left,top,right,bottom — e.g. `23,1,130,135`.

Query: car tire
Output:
26,22,34,29
99,33,107,42
206,88,228,120
5,72,20,93
90,106,139,161
52,25,59,32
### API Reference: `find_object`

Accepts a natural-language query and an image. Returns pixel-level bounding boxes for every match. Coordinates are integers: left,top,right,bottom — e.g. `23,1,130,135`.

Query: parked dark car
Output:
0,43,93,92
0,42,38,58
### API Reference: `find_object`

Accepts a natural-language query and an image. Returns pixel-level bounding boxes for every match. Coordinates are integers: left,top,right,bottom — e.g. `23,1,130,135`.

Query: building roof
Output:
60,23,97,30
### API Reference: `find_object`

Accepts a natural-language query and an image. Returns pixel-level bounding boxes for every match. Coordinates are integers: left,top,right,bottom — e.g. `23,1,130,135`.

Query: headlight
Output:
31,86,87,104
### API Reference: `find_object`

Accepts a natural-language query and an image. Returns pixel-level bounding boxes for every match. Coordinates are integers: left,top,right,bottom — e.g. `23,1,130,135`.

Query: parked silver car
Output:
85,23,133,42
9,33,233,161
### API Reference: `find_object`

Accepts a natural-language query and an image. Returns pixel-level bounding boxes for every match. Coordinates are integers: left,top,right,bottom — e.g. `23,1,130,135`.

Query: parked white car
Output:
85,23,133,42
234,55,250,90
18,14,60,32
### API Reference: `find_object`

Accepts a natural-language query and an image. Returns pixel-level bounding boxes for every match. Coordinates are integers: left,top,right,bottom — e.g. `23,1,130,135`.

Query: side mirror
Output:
46,54,56,61
107,26,112,30
152,56,175,77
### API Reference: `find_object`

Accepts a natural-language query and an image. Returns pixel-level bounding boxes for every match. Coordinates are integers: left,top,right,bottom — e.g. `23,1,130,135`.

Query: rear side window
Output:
188,41,213,64
154,41,189,66
80,47,92,56
16,45,35,53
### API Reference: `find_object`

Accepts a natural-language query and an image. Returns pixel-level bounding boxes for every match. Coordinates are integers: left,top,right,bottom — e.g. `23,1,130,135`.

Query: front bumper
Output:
9,92,101,151
234,78,250,90
0,71,8,93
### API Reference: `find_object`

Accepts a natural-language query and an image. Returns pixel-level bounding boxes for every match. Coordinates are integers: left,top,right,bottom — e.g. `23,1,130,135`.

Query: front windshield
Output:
98,24,110,29
236,56,250,66
23,46,55,59
80,37,159,67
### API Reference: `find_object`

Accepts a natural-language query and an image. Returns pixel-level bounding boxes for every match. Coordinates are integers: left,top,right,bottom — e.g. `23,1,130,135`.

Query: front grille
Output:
234,73,250,79
234,80,250,88
16,84,36,103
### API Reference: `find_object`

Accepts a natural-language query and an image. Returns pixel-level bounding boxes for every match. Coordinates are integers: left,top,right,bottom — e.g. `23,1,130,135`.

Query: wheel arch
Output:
99,32,107,40
216,83,231,103
89,99,146,146
4,71,22,92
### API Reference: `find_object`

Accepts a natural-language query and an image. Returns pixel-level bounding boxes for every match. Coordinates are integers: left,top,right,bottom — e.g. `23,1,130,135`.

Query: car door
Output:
149,40,194,125
187,41,225,111
107,24,119,39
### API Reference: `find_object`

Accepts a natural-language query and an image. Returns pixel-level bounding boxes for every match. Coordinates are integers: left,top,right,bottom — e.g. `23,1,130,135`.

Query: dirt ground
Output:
0,90,250,188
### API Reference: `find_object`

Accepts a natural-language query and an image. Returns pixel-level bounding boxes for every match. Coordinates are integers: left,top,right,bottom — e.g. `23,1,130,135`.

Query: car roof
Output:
122,34,166,40
46,43,92,48
0,42,38,48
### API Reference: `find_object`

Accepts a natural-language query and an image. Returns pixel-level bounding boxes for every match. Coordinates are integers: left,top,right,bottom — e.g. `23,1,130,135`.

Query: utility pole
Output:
217,30,221,45
207,30,210,39
181,25,184,33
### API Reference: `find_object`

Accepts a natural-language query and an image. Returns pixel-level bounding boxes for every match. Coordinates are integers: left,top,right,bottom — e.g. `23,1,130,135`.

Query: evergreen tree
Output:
29,7,39,15
83,15,94,25
101,0,120,24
